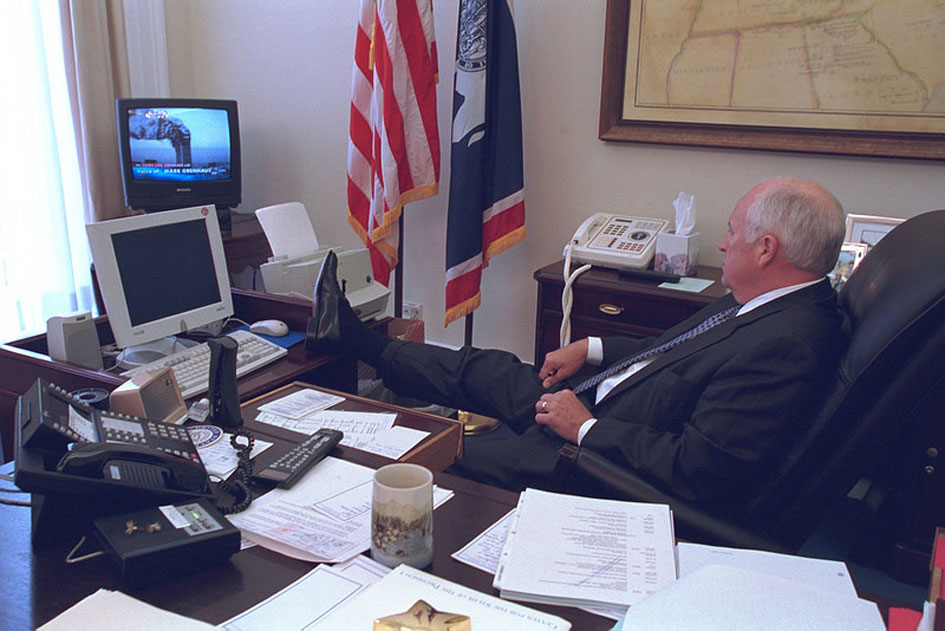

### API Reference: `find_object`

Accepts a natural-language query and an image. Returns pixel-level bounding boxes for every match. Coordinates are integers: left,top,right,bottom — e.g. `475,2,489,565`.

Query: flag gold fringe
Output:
444,292,482,328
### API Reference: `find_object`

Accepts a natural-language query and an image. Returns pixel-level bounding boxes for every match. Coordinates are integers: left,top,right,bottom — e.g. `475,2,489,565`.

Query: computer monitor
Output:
86,205,234,367
116,98,241,226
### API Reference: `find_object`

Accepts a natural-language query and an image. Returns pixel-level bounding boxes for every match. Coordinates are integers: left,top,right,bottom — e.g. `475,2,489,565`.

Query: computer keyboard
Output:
120,330,288,399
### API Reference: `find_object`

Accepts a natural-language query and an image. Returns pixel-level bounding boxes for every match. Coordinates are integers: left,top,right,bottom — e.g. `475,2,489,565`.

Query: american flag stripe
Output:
347,0,439,286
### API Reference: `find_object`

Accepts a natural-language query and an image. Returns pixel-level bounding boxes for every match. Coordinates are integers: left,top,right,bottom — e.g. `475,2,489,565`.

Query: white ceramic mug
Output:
370,463,434,569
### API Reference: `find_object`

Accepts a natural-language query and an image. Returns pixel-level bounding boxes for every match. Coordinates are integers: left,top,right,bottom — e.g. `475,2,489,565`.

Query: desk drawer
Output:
533,261,724,365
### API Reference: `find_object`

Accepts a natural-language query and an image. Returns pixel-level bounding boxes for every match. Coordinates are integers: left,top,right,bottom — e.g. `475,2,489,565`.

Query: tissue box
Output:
654,231,699,276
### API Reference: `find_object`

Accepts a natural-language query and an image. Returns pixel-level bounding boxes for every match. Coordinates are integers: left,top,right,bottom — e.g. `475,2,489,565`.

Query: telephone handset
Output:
565,213,669,270
18,379,212,496
58,441,209,494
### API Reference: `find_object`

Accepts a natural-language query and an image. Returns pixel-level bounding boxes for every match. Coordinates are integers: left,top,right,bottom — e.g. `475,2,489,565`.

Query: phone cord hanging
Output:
218,427,254,514
560,242,592,348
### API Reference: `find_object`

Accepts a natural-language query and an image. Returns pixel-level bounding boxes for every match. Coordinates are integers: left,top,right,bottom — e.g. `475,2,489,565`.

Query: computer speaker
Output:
46,311,103,370
109,367,188,424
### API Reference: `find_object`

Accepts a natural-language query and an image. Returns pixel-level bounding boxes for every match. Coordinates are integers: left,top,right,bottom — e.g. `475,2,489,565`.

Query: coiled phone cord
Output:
559,242,591,348
217,427,255,514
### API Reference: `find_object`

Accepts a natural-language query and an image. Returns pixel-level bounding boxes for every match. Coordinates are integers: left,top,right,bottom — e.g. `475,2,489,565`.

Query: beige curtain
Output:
58,0,132,222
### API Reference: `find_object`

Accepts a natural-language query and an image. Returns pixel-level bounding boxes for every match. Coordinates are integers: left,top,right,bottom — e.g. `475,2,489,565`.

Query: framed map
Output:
599,0,945,159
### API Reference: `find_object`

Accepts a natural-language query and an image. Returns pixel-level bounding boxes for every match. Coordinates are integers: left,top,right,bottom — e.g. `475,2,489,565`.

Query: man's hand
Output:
538,339,589,388
534,390,592,444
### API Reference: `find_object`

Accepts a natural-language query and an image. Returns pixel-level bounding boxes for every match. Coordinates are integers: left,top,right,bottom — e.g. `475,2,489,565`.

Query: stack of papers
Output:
610,542,886,629
228,456,452,563
493,488,677,618
255,389,431,459
613,563,885,630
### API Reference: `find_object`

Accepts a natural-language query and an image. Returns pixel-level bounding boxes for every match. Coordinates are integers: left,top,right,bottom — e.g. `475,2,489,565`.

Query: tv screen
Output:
127,106,232,184
117,98,241,220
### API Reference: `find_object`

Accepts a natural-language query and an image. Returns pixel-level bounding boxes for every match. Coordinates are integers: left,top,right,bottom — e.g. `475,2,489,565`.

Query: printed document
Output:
228,456,452,563
222,555,391,631
257,388,344,418
38,589,216,630
256,392,430,459
452,508,516,575
493,488,676,613
309,564,571,631
612,564,885,630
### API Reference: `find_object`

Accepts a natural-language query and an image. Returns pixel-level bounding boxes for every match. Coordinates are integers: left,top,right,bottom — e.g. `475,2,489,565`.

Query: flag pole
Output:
464,313,473,346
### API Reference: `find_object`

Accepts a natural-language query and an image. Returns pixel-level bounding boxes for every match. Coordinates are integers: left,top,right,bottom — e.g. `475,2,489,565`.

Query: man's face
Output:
718,192,761,302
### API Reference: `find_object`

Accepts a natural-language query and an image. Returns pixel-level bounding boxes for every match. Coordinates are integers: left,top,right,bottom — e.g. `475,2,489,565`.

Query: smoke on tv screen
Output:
128,107,231,183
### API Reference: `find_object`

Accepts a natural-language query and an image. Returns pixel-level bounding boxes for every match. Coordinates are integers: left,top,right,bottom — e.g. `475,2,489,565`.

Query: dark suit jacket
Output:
581,279,844,503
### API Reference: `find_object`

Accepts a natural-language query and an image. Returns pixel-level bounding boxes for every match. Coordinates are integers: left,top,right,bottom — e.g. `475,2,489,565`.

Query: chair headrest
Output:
838,209,945,379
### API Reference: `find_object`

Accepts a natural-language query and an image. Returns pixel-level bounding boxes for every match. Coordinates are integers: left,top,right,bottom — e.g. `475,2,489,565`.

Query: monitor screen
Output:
87,205,234,364
116,99,241,214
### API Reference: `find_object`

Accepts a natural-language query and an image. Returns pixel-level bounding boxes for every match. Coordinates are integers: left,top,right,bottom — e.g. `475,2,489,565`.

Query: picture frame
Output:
844,214,904,248
829,242,869,290
598,0,945,159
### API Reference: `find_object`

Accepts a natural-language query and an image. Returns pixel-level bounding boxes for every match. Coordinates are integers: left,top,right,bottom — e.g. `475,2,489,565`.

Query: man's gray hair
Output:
744,181,846,276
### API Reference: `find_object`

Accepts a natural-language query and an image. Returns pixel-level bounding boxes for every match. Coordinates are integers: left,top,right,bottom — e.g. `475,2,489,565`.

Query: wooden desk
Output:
0,289,377,462
0,453,908,630
0,462,612,630
533,260,727,364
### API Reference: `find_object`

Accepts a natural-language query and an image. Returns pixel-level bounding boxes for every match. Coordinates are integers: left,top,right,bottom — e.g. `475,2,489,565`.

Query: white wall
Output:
164,0,945,362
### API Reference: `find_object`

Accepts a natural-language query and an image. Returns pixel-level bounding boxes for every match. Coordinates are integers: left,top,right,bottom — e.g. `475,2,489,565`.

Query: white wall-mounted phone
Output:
565,213,669,270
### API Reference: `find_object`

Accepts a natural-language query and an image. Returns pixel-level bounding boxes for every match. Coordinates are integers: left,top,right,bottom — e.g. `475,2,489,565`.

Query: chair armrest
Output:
554,444,792,553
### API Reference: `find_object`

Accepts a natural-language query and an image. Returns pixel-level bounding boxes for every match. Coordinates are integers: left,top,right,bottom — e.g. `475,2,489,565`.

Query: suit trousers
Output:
377,340,580,491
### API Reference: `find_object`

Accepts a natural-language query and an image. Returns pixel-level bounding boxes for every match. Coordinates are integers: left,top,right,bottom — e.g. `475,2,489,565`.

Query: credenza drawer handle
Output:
599,303,624,316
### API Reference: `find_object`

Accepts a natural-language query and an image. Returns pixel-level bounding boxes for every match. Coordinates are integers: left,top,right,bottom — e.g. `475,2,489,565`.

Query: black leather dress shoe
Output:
305,250,342,352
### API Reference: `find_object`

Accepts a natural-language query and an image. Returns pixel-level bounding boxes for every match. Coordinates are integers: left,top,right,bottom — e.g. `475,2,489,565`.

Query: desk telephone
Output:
18,379,212,496
565,213,669,270
558,214,670,347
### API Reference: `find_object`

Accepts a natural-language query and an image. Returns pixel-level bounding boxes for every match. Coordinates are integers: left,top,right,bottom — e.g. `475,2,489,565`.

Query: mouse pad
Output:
235,325,305,349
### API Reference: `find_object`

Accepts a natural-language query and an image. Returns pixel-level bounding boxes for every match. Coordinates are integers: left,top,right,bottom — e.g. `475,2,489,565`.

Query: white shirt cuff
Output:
577,417,598,444
587,337,603,365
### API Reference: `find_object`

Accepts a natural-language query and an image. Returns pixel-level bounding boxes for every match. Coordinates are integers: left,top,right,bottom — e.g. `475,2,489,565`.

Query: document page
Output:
257,388,345,419
613,564,885,631
228,456,453,563
451,508,515,574
38,589,216,630
228,456,375,563
310,564,571,631
257,404,428,458
494,488,676,611
222,556,391,631
677,542,858,597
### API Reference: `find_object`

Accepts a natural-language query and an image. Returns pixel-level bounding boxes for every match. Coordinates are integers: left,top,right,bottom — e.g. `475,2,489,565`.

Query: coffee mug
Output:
370,463,434,569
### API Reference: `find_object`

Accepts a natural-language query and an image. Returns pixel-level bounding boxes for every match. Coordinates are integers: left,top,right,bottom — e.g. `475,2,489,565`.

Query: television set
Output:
86,205,234,368
116,98,241,229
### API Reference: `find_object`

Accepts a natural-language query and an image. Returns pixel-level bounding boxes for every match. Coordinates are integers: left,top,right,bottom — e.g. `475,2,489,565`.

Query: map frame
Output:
598,0,945,160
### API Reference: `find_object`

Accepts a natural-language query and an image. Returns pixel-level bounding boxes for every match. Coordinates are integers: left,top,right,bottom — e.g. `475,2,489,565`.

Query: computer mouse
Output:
249,319,289,337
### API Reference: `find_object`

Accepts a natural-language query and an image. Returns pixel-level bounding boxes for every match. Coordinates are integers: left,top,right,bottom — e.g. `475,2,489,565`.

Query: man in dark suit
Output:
311,178,847,507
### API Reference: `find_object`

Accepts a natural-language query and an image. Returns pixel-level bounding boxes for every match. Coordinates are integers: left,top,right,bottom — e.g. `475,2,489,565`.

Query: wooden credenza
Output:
533,260,728,364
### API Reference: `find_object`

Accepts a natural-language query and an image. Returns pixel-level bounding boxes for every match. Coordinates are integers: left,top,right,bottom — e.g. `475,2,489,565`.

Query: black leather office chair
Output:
554,209,945,580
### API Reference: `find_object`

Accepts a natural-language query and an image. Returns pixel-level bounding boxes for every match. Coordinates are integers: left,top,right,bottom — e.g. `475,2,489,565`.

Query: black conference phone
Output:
16,379,212,499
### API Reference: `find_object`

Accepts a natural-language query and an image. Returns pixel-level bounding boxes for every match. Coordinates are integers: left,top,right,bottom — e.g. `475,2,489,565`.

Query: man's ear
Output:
757,234,779,267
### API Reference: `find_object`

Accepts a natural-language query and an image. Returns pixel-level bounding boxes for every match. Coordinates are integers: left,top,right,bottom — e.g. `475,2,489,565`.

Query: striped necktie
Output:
572,303,741,396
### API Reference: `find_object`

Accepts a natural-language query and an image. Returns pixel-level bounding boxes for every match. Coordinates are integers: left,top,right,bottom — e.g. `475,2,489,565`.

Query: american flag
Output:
347,0,440,286
444,0,525,327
